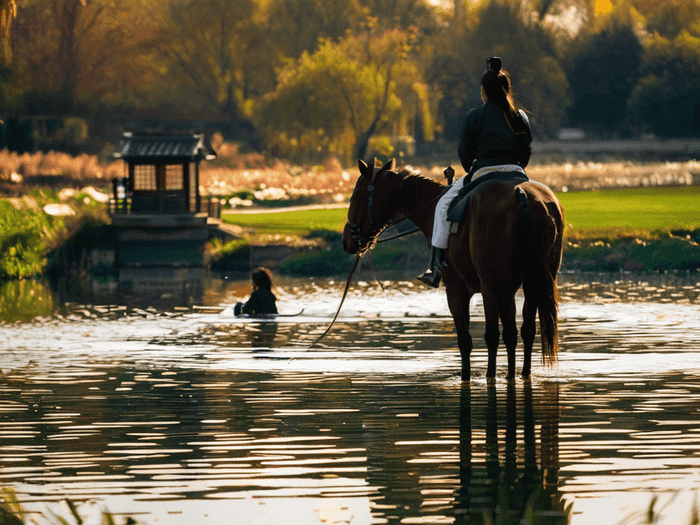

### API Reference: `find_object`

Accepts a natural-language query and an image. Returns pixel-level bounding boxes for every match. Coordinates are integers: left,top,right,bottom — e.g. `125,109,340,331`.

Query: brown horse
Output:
342,159,565,381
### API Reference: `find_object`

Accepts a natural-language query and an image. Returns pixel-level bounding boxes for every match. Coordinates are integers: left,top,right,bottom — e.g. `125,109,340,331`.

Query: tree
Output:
629,0,700,39
565,8,643,135
9,0,161,112
158,0,259,118
0,0,17,63
628,31,700,137
264,0,365,59
257,28,423,164
362,0,439,31
432,0,570,141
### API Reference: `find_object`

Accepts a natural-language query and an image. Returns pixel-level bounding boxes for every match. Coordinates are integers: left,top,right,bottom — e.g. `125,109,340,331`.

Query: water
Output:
0,273,699,524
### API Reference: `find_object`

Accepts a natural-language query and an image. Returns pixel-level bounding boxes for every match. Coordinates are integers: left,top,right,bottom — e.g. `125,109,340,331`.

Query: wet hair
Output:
481,56,519,117
251,267,274,290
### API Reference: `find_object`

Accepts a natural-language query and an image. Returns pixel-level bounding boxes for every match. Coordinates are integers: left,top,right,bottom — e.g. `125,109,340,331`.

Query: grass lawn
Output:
557,186,700,240
223,186,700,241
218,186,700,273
223,207,349,238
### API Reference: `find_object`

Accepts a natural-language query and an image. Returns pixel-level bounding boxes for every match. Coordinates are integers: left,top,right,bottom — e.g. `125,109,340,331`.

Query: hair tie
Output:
486,56,502,74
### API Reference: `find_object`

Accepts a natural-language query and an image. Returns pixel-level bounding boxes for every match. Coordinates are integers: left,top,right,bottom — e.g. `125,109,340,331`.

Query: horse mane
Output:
393,167,443,205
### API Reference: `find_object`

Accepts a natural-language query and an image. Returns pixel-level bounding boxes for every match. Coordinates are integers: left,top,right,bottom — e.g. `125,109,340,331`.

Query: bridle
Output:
347,166,393,255
348,166,451,251
308,166,389,349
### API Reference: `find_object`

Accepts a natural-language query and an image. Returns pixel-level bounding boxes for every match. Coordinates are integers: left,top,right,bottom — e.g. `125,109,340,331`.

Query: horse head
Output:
342,158,397,256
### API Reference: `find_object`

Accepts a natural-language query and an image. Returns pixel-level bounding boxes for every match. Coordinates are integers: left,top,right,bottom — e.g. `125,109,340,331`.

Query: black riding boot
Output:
418,247,447,288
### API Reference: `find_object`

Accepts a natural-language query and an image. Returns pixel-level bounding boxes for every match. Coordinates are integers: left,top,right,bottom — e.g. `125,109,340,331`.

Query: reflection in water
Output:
457,383,568,524
0,280,57,322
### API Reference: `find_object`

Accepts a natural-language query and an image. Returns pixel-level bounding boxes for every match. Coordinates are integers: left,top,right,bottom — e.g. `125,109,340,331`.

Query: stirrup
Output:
418,269,442,288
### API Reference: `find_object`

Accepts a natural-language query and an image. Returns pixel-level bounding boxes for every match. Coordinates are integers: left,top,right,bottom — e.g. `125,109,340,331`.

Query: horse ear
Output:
382,158,396,172
358,159,369,177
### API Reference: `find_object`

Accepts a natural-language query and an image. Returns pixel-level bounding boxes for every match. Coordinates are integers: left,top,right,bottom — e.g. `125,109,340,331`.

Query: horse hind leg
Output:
521,297,537,379
482,290,518,380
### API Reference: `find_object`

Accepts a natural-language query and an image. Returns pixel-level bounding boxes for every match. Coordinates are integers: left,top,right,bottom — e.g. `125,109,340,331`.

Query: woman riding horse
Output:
343,158,563,380
419,57,533,288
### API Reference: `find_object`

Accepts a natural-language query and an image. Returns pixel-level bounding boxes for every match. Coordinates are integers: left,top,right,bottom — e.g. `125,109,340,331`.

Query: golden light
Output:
595,0,613,15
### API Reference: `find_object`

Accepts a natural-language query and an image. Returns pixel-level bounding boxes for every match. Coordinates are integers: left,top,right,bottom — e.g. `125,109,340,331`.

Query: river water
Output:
0,272,699,525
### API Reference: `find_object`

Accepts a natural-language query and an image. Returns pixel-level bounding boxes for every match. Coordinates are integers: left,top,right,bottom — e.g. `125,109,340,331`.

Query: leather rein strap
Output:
308,167,449,349
307,252,361,349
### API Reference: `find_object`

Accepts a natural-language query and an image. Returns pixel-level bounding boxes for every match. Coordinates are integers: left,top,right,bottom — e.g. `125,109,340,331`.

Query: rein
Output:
377,183,450,243
308,167,449,349
308,252,362,349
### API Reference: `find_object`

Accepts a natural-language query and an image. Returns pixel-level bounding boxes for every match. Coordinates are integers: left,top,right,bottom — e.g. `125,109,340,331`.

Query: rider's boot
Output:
417,247,447,288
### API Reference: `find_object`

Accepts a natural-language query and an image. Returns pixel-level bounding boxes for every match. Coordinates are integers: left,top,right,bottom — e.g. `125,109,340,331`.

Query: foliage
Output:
257,26,423,164
0,200,53,279
279,240,353,276
264,0,365,60
208,238,250,272
0,0,16,63
629,0,700,39
0,486,134,525
0,188,109,281
433,0,570,140
3,0,700,163
9,0,160,112
565,8,643,135
159,0,259,117
627,31,700,138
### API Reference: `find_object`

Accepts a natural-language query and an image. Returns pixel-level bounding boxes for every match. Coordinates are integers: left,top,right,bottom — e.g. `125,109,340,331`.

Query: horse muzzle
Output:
342,222,375,256
342,222,359,254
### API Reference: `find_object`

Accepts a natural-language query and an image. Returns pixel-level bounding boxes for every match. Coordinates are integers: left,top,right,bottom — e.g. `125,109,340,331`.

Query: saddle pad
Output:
446,171,529,223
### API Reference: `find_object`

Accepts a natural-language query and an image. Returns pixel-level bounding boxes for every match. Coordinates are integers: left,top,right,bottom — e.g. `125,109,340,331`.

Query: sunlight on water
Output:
0,275,697,524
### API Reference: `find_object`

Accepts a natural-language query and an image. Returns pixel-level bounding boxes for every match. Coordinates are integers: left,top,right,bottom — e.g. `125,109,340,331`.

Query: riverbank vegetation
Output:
0,186,109,280
0,147,699,279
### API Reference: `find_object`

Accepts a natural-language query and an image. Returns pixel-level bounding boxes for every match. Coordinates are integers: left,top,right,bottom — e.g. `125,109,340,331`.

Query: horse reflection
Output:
456,383,570,524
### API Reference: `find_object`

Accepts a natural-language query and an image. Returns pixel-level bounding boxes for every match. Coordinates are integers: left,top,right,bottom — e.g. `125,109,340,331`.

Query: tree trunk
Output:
57,0,81,112
353,129,374,163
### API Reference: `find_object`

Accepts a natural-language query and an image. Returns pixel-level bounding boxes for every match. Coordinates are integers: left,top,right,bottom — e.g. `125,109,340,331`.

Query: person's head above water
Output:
251,267,274,291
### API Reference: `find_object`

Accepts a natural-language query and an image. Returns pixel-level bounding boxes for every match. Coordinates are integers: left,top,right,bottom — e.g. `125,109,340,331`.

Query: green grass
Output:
558,186,700,240
222,187,700,273
223,208,349,238
223,187,700,241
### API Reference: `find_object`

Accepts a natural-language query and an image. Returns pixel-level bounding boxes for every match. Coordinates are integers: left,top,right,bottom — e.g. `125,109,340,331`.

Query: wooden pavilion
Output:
110,129,218,269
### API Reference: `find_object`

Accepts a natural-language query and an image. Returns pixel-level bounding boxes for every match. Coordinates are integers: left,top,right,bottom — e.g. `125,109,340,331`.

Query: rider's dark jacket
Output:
234,288,278,316
457,100,532,180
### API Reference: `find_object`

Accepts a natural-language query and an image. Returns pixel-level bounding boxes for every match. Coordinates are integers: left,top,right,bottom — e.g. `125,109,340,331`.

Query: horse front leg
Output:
444,272,474,381
481,290,500,381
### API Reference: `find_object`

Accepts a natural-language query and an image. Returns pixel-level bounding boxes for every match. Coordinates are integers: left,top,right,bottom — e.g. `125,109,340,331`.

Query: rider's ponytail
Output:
482,56,519,118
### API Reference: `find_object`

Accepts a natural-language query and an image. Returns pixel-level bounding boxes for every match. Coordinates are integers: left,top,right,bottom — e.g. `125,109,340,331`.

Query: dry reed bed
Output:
1,145,699,202
199,160,700,203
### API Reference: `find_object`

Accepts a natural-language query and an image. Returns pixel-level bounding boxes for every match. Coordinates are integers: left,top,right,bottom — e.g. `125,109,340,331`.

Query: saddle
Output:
446,171,529,224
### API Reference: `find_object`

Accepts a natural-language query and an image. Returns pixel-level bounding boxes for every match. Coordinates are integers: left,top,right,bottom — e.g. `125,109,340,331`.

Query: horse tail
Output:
515,187,559,365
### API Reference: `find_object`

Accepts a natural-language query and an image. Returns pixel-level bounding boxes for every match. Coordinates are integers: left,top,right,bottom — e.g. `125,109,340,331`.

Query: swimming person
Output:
234,267,279,316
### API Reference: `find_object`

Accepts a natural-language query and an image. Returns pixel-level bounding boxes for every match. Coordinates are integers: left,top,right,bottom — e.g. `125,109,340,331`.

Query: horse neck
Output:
391,172,443,239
